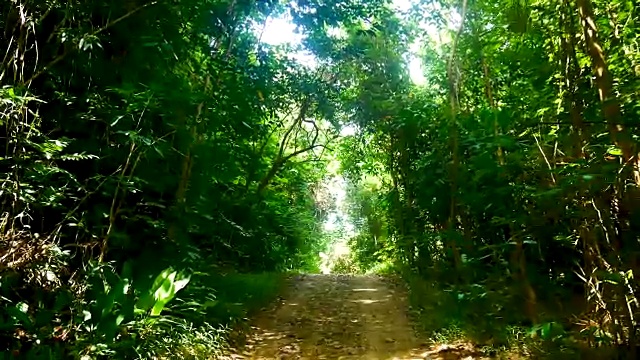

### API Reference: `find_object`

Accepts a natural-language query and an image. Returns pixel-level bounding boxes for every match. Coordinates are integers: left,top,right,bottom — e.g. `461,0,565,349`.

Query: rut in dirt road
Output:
223,274,481,360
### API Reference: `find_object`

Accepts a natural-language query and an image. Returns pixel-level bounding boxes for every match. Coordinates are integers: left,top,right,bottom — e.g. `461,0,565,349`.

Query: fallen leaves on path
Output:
221,274,487,360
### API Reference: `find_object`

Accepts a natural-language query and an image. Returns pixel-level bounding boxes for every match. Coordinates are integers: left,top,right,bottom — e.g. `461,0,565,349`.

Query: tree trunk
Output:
482,50,537,323
481,54,504,165
397,128,417,266
256,100,312,196
576,1,639,349
576,0,638,182
560,5,589,160
444,0,468,274
168,76,210,242
167,111,195,243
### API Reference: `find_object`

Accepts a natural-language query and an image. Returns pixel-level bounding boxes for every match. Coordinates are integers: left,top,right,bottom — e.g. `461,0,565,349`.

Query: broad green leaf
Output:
607,146,623,156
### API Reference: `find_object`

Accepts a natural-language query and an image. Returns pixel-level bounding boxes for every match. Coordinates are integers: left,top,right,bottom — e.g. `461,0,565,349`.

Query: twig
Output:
534,134,556,185
25,1,159,85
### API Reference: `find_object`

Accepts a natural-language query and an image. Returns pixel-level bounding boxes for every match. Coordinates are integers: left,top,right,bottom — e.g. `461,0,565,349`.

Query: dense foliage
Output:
1,0,341,357
336,0,640,356
2,0,640,357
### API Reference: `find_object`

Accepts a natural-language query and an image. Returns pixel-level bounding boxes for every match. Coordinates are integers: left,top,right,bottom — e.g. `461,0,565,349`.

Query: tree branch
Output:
25,1,158,85
278,98,310,158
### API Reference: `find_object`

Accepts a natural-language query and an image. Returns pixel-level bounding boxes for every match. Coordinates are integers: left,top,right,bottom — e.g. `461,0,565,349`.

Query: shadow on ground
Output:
221,274,487,360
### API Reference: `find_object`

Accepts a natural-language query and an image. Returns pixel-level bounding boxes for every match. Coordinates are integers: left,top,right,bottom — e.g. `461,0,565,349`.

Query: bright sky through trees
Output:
256,0,429,261
258,0,427,84
6,0,640,356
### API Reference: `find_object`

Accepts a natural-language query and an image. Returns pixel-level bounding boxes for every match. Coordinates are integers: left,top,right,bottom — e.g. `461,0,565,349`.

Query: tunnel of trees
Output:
1,0,639,358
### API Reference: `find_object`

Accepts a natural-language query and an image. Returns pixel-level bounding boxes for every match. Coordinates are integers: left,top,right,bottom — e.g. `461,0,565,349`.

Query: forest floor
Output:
221,274,486,360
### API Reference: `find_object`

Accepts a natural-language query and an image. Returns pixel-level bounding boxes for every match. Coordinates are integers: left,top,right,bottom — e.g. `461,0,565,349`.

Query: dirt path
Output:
223,274,462,360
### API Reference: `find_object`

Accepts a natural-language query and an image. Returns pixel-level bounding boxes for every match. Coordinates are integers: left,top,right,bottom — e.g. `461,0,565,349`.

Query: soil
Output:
221,274,484,360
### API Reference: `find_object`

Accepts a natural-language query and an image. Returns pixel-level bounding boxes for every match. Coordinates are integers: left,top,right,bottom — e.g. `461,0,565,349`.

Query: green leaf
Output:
7,303,33,330
150,277,174,316
607,146,623,156
136,267,175,312
115,314,126,326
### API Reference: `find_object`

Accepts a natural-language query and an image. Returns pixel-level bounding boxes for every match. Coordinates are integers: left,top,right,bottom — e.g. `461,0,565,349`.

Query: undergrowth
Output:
387,265,625,360
0,241,285,360
135,271,286,359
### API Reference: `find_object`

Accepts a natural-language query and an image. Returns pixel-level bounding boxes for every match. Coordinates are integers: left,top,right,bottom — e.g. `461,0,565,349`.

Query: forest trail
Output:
223,274,481,360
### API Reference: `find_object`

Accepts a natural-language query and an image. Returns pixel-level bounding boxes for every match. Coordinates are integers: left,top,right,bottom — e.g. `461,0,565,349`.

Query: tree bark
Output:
576,0,638,182
481,46,537,324
481,54,504,165
562,13,588,160
168,76,210,242
444,0,468,273
577,1,639,349
256,99,329,196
